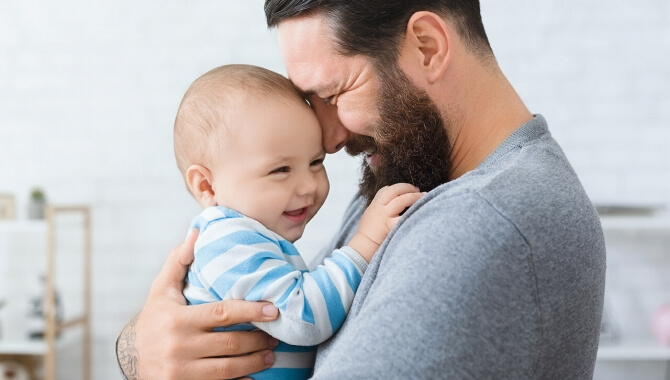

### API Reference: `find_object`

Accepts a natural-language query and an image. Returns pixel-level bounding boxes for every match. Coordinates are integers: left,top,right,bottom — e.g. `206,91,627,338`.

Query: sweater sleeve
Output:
186,214,367,346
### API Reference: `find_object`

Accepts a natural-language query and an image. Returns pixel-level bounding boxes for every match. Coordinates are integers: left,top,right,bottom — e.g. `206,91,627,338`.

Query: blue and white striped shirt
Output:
183,206,367,379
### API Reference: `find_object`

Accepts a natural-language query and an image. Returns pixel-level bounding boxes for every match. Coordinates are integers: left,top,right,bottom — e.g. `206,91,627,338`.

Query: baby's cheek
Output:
318,172,330,204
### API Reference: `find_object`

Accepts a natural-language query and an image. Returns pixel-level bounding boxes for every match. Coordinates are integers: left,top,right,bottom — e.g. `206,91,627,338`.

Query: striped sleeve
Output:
184,207,367,346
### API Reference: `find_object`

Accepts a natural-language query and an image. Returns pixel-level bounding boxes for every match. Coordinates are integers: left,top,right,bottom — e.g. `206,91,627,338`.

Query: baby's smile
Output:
283,207,309,224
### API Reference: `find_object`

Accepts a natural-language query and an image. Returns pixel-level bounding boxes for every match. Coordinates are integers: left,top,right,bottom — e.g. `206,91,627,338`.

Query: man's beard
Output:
346,64,451,205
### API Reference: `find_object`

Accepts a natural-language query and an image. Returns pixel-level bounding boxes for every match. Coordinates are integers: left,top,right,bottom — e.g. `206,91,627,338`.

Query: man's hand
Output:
116,230,280,380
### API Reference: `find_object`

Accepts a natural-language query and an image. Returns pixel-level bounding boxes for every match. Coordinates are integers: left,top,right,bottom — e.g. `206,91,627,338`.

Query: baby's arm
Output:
258,183,422,344
347,183,424,262
185,185,423,346
184,212,368,346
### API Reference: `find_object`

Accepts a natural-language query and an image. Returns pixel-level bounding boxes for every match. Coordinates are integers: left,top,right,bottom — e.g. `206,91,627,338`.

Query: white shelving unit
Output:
596,206,670,379
0,205,91,380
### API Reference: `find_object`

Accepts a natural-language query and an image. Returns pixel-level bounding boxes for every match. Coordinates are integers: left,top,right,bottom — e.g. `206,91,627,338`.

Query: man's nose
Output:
312,102,350,153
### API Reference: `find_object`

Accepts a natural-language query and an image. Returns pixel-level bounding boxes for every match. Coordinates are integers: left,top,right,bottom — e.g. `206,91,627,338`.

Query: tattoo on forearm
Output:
117,315,142,380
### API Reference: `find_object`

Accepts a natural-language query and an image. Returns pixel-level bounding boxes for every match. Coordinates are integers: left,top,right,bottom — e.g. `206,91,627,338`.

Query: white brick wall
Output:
483,0,670,205
0,1,668,378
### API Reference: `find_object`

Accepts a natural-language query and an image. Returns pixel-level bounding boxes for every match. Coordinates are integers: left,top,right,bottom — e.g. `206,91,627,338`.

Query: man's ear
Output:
400,11,452,85
186,165,217,207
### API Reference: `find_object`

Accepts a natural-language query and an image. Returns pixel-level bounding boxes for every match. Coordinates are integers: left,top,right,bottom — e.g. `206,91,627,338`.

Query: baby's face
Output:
211,97,329,243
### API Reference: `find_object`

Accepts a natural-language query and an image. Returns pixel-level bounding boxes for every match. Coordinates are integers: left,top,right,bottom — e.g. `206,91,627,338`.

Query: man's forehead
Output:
283,60,332,96
277,15,340,94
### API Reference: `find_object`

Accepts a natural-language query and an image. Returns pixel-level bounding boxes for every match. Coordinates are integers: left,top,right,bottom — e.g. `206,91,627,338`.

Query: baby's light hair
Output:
173,64,305,177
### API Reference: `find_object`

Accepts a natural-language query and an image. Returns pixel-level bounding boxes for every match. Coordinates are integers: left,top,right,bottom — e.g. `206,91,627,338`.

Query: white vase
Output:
27,199,45,220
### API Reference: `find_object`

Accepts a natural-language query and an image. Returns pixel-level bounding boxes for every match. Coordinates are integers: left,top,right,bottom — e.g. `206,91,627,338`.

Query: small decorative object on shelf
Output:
0,194,15,220
652,303,670,346
0,361,30,380
26,275,63,340
599,300,619,345
27,188,46,220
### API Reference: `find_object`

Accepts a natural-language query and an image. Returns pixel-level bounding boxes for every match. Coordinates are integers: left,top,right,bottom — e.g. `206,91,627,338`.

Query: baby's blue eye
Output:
310,158,324,166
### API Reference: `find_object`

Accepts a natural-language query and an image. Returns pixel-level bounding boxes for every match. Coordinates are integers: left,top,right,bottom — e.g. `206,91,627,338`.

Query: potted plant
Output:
28,188,46,220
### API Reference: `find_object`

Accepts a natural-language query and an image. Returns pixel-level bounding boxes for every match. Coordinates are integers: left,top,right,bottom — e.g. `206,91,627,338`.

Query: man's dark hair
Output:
265,0,493,67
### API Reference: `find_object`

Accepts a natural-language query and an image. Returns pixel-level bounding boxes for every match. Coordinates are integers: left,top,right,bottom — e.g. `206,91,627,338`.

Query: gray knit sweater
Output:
311,115,606,379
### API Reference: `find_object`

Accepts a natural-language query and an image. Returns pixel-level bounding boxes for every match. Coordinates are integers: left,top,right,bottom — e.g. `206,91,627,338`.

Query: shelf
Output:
0,205,91,380
0,330,82,356
599,213,670,232
0,220,47,233
0,340,47,356
597,342,670,361
0,317,86,356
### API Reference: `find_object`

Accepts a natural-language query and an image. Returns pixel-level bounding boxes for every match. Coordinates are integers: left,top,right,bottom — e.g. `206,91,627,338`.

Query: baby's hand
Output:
348,183,424,262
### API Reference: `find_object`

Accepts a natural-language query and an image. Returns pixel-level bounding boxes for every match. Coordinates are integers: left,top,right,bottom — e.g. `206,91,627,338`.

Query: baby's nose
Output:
297,173,318,196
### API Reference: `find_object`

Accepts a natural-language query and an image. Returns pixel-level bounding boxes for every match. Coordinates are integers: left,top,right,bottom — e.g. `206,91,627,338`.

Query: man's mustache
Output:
344,134,377,157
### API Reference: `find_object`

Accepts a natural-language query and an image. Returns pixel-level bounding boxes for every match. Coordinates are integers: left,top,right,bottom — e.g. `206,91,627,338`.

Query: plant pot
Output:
27,199,45,220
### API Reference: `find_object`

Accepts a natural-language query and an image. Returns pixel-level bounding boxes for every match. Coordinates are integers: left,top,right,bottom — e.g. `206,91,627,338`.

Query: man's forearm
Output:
116,315,140,380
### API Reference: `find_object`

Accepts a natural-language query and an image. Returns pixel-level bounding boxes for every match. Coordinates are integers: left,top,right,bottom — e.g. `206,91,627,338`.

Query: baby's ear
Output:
185,165,216,207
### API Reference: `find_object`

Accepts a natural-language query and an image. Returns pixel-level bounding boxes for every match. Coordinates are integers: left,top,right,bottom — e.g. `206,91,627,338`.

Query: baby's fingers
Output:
373,183,421,205
387,216,401,230
386,191,425,216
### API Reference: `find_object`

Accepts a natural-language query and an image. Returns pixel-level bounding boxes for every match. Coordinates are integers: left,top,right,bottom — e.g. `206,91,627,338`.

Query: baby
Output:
174,64,422,379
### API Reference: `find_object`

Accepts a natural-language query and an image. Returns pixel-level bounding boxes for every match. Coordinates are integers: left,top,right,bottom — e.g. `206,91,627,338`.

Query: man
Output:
117,1,606,379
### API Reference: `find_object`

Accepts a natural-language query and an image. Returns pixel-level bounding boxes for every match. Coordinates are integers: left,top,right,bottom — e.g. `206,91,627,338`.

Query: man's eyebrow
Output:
292,82,338,99
298,88,316,98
